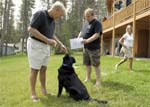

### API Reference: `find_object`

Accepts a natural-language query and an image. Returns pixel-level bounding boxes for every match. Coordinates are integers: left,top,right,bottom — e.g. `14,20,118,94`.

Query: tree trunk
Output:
22,0,29,53
5,0,12,56
0,0,8,56
4,42,7,56
47,0,50,9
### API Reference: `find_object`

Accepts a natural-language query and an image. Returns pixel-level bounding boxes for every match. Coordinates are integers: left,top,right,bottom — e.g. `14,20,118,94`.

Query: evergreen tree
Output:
0,0,15,56
20,0,35,53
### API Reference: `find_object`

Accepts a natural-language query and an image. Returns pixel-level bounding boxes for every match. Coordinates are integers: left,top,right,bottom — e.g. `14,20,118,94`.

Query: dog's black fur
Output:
57,54,90,100
57,54,108,104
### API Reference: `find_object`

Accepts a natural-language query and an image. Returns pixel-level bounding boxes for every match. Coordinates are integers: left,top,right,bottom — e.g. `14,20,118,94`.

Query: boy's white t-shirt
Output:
123,32,134,48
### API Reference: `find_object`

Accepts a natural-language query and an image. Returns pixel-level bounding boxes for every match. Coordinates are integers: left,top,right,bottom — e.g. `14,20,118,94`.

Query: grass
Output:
0,52,150,107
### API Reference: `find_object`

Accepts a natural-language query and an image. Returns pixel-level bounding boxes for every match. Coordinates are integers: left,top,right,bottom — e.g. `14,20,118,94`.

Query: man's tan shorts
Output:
83,48,100,66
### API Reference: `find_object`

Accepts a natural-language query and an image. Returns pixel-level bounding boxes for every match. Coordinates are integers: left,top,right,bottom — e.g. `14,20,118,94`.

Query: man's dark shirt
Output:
30,10,55,41
83,19,102,50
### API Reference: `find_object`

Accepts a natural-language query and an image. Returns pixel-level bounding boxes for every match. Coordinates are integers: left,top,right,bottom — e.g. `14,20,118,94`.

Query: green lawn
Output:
0,53,150,107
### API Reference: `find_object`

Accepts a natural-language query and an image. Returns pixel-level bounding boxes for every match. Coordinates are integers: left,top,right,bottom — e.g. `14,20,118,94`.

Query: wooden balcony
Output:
102,0,150,33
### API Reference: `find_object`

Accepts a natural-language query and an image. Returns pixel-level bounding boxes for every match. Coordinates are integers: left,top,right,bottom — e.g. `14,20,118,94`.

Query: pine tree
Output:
0,0,3,56
0,0,14,56
20,0,35,53
4,0,15,55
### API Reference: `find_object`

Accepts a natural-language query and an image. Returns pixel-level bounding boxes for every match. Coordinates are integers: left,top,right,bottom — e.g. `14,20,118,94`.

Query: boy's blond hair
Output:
84,8,94,16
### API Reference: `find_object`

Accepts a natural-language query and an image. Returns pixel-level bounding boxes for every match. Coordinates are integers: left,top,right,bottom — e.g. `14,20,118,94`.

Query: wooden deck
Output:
103,0,150,33
101,0,150,57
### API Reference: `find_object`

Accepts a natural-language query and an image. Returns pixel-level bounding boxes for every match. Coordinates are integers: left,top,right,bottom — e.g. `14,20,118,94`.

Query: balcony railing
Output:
103,0,150,31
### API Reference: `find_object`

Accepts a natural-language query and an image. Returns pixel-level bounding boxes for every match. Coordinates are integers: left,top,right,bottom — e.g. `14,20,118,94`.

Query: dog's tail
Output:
89,98,108,104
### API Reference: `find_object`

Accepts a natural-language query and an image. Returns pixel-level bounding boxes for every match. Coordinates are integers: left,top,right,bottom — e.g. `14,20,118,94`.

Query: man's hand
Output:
47,39,57,46
81,39,88,44
81,33,100,44
60,44,68,54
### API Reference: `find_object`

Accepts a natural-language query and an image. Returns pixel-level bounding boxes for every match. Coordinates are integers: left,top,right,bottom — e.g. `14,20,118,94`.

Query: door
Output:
137,30,149,57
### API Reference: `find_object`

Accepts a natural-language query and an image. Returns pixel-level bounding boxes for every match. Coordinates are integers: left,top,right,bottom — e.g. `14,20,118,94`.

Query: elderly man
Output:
27,1,67,102
79,8,102,86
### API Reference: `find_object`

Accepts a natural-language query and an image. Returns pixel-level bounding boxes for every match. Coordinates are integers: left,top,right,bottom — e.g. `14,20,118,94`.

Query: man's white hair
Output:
51,1,66,14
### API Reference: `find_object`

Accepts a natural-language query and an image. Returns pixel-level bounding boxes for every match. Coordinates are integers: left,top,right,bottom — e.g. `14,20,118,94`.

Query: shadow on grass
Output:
40,94,77,106
133,69,150,73
102,81,134,92
40,95,107,107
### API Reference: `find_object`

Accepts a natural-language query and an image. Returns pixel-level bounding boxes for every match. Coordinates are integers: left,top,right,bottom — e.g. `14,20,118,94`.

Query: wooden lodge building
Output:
101,0,150,58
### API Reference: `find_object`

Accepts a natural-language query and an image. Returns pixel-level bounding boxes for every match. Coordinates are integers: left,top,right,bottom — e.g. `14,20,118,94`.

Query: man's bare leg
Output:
39,66,47,95
84,65,92,82
94,65,101,86
30,68,39,100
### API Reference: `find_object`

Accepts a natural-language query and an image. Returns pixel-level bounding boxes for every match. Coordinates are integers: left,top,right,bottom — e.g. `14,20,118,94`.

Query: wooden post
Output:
133,0,136,57
144,0,146,7
112,1,115,56
101,34,104,55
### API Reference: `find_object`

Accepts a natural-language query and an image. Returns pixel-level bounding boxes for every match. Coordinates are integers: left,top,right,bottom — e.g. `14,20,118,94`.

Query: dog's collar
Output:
62,64,69,67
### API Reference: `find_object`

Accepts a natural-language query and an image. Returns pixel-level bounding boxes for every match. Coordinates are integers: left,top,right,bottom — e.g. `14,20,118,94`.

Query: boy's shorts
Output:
83,48,100,66
27,37,50,70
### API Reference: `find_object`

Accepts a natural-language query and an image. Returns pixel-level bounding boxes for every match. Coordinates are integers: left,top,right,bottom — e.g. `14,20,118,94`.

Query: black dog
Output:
57,54,107,104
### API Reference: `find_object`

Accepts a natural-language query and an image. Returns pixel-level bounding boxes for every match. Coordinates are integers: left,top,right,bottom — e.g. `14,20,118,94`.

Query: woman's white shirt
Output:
123,32,134,48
